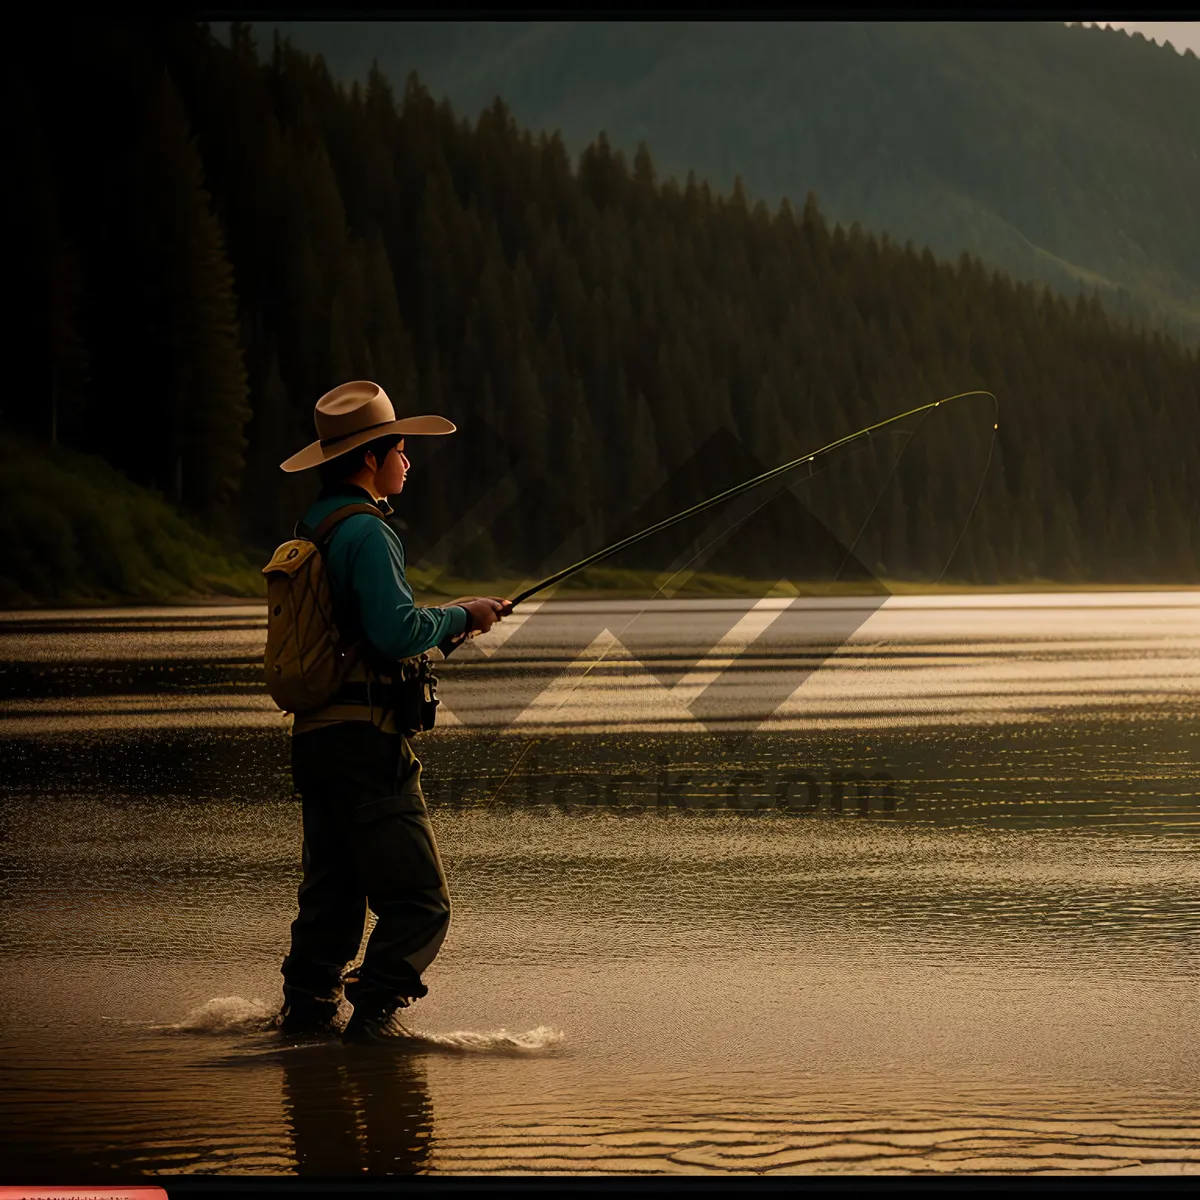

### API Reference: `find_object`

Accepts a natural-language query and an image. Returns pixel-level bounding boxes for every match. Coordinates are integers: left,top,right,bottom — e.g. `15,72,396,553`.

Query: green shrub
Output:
0,431,265,607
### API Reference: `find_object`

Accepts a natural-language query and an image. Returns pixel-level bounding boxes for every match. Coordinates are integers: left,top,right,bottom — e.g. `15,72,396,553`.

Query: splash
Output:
404,1024,566,1054
155,997,565,1054
158,996,275,1033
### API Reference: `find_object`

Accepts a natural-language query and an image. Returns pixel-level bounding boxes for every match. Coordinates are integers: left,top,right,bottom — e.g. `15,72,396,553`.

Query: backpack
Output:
261,503,383,714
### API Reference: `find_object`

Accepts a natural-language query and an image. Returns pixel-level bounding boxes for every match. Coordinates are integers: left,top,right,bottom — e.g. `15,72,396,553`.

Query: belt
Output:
333,674,439,734
335,680,422,706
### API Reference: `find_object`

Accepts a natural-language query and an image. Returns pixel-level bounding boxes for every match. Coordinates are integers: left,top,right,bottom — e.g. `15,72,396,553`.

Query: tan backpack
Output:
261,503,383,714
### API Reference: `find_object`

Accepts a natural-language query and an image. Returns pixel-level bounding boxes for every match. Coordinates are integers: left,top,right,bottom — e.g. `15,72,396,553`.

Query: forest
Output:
5,19,1198,604
273,20,1200,342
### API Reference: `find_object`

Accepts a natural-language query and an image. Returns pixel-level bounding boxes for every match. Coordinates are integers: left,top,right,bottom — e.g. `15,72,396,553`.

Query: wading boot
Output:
270,996,343,1043
342,1003,416,1044
341,973,418,1045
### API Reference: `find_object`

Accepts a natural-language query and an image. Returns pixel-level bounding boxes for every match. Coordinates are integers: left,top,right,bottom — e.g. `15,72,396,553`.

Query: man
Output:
272,380,508,1043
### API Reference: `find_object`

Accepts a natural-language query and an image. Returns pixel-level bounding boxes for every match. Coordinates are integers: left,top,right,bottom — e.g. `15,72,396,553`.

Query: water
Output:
1,594,1197,1177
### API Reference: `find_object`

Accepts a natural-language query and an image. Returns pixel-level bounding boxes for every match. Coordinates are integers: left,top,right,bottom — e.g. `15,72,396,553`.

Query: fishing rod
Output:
438,389,998,657
476,388,997,805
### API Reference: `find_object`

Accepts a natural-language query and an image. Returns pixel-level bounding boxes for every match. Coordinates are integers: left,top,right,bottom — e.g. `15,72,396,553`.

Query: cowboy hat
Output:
279,380,456,472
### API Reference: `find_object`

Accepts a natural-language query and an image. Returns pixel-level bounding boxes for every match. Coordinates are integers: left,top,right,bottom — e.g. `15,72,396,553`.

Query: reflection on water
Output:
0,597,1197,1177
283,1049,434,1176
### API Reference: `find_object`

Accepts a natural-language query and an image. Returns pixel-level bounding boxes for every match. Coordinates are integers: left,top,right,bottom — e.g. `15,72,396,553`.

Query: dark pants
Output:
281,721,451,1012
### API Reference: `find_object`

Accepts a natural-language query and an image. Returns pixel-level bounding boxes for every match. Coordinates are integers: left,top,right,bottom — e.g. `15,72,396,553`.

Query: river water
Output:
0,593,1197,1178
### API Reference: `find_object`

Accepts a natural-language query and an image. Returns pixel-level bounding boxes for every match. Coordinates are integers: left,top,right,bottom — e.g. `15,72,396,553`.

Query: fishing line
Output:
832,424,921,583
642,429,898,598
480,432,911,806
472,389,999,803
935,408,1000,583
499,389,997,611
831,392,999,586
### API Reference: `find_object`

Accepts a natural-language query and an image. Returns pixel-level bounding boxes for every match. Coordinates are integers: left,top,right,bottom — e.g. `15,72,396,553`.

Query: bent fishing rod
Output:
438,389,998,657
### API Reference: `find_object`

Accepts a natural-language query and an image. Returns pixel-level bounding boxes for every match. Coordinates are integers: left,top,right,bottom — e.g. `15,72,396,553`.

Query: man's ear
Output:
362,450,377,474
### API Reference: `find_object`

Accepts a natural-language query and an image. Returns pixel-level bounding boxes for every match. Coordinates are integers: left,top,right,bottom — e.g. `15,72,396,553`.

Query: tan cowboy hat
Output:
279,380,456,472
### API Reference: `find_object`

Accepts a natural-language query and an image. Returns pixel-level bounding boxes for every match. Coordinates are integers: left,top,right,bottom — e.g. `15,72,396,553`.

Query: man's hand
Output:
459,597,510,635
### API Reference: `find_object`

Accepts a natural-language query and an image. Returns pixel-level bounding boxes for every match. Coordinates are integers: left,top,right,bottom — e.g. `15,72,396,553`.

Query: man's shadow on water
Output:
280,1045,434,1176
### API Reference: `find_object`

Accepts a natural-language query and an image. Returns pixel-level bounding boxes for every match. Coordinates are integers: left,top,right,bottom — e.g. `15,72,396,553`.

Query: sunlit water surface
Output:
0,594,1197,1177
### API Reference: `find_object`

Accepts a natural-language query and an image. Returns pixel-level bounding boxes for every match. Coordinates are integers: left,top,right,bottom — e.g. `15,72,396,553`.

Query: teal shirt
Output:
297,486,469,662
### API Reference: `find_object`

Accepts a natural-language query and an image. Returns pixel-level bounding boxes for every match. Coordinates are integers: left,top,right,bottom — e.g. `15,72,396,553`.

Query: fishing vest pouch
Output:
334,654,440,736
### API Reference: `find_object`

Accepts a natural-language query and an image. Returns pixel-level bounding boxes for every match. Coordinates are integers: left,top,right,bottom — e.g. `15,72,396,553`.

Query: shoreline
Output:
3,578,1198,613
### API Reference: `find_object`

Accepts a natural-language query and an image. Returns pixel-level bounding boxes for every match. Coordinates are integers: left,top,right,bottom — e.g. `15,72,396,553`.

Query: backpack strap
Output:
295,502,389,652
298,503,387,547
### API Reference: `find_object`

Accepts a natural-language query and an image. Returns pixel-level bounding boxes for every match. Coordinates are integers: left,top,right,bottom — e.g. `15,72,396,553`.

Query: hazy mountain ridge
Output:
269,19,1200,340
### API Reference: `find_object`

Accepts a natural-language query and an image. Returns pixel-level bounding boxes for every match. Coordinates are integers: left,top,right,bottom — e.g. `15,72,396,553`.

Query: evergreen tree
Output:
131,69,250,513
363,229,419,407
6,73,90,446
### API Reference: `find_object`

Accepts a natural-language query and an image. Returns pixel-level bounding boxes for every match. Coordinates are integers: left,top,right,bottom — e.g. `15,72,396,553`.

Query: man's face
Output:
373,439,409,496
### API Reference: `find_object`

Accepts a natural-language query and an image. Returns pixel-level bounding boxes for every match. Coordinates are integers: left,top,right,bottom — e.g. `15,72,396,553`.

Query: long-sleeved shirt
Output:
290,484,469,735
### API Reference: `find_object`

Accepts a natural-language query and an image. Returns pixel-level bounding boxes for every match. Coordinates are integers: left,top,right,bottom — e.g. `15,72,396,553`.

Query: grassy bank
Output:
0,432,265,608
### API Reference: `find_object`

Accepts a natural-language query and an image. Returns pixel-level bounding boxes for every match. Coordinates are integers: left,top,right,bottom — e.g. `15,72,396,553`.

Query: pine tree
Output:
244,338,298,543
132,69,250,514
627,390,661,508
363,229,418,408
7,72,90,446
512,349,549,480
329,236,374,383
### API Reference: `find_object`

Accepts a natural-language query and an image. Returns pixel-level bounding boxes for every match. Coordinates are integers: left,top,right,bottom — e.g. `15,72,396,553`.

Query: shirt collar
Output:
320,483,394,517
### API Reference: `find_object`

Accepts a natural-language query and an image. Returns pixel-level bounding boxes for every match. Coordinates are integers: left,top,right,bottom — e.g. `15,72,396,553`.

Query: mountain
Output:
265,20,1200,341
